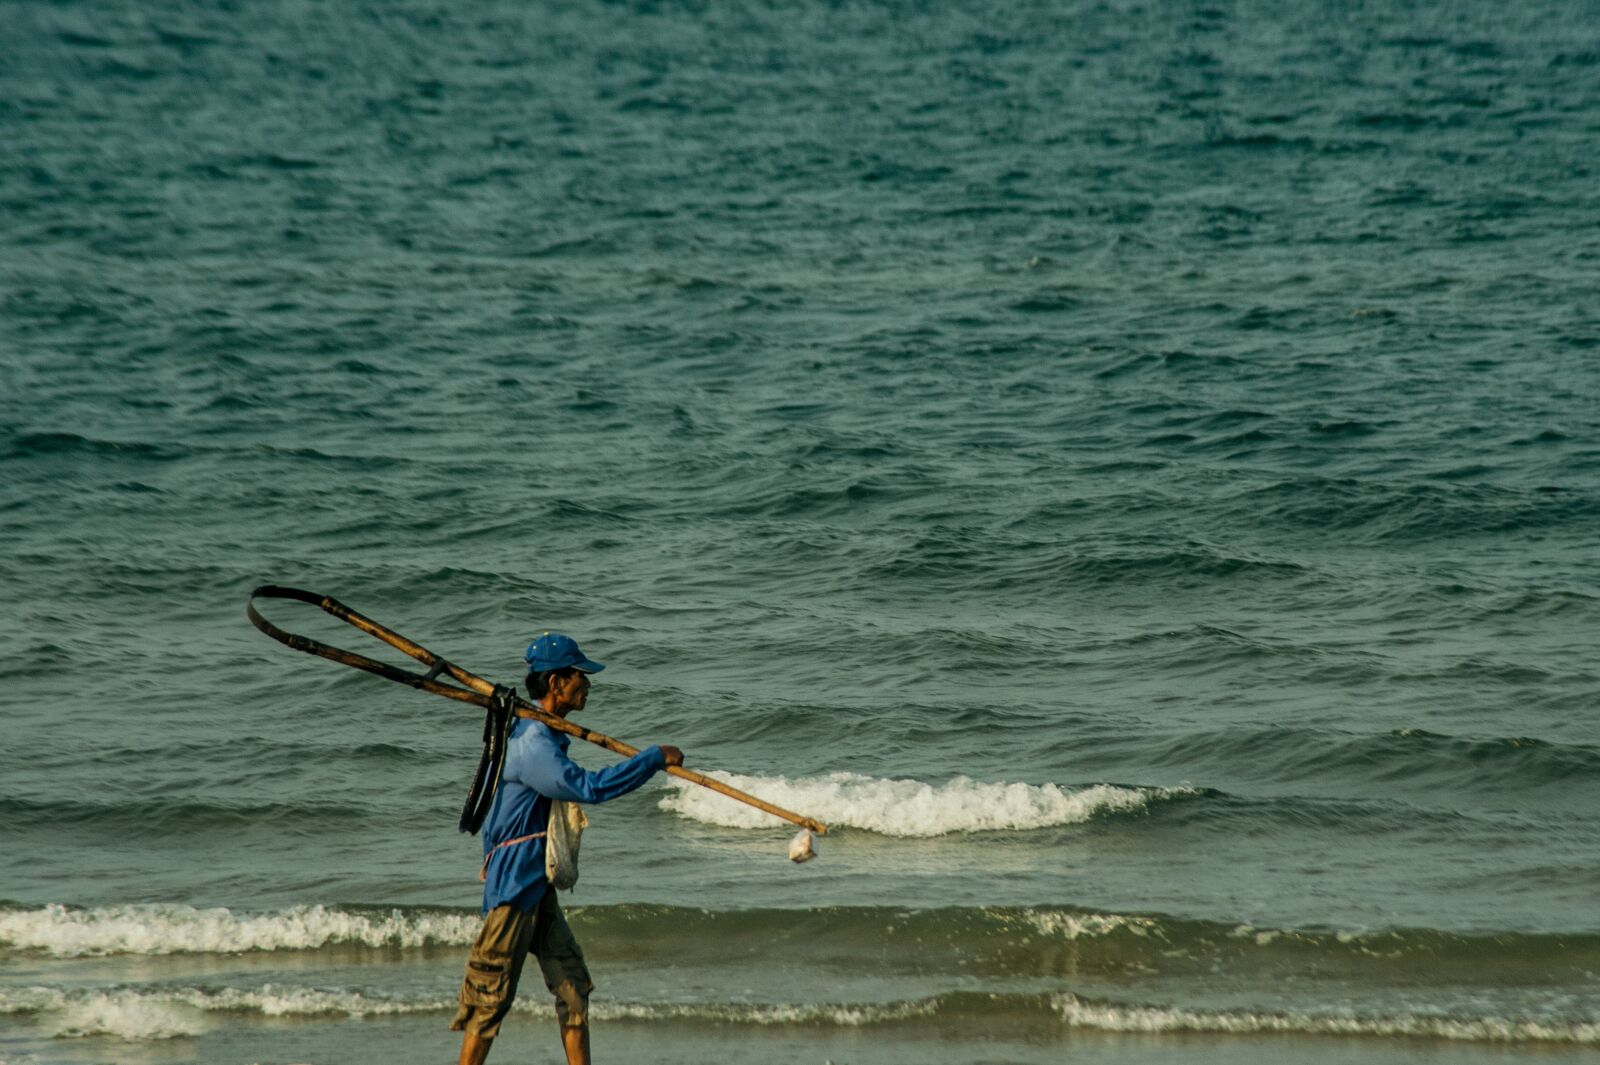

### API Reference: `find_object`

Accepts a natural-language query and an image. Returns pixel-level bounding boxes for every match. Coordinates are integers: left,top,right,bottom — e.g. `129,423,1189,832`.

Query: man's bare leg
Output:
457,1031,491,1065
562,1024,590,1065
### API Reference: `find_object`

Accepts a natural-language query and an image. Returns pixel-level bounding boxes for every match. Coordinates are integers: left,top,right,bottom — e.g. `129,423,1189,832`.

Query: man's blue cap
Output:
524,632,605,674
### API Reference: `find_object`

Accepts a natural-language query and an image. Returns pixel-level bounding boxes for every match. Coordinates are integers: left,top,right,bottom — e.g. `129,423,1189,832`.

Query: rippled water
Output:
3,0,1598,1061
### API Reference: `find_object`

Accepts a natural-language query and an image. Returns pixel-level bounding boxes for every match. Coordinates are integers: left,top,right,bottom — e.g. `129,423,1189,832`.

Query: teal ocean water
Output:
3,0,1599,1062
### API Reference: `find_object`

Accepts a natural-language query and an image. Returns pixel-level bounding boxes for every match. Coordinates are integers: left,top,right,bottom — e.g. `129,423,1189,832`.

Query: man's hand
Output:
659,745,684,767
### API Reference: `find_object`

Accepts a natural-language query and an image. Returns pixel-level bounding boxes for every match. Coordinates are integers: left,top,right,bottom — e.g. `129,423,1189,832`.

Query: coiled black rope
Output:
458,684,517,834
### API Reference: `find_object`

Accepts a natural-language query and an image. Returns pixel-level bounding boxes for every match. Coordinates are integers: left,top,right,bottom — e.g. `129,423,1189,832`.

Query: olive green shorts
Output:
449,890,593,1039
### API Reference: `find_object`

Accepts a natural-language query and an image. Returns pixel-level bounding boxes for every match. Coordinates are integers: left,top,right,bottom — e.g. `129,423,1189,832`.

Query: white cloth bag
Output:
544,800,589,890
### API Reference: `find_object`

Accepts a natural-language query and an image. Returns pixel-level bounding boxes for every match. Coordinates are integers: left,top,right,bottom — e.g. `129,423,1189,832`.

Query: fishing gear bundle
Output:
246,585,828,853
459,684,517,834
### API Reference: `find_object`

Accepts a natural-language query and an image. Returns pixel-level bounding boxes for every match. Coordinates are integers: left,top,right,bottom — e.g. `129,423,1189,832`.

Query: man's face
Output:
550,669,592,715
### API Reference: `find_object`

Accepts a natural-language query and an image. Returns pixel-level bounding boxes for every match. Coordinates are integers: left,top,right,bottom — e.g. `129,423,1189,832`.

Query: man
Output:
451,632,682,1065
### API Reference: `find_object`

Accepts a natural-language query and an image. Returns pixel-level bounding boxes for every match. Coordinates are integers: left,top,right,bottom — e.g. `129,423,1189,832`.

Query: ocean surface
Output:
3,0,1599,1062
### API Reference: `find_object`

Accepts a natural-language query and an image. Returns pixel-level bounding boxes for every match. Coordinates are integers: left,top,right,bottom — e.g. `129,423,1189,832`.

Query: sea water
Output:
2,0,1598,1062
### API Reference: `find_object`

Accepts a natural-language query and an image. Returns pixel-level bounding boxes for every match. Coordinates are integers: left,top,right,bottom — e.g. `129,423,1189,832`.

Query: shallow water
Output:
3,0,1598,1061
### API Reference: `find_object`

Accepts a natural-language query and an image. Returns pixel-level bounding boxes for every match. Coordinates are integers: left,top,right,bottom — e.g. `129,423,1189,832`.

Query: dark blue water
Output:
3,0,1599,1061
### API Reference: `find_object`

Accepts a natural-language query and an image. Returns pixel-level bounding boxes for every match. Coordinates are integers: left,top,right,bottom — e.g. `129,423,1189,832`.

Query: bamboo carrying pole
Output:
246,585,828,836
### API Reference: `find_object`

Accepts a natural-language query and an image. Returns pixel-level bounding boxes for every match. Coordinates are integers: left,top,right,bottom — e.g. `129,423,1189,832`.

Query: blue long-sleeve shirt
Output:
479,718,666,913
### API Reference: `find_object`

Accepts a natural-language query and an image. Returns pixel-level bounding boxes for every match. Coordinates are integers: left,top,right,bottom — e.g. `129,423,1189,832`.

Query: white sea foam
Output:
1,988,208,1040
660,771,1192,836
1052,993,1600,1044
0,985,441,1040
0,984,932,1041
1018,910,1159,939
0,903,479,958
10,983,1596,1046
0,898,1169,959
592,999,938,1026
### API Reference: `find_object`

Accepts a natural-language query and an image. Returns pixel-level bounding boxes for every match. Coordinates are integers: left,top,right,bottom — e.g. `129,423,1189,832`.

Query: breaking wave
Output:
0,985,432,1040
1051,992,1600,1043
8,900,1598,977
658,771,1195,835
0,984,938,1041
0,901,1159,960
5,984,1596,1045
0,903,479,958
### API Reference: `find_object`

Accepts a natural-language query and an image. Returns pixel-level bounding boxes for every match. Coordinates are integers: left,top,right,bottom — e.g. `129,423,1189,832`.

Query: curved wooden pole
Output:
247,585,828,835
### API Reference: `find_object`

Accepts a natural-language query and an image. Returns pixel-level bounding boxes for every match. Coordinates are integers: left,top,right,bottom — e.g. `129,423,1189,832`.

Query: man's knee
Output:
551,979,590,1030
451,962,516,1041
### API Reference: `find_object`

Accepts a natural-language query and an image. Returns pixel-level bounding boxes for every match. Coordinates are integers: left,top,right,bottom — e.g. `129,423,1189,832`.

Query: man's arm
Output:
514,738,669,804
